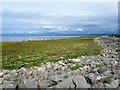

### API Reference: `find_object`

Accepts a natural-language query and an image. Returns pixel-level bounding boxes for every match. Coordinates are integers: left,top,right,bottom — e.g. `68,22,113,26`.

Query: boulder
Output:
111,79,119,88
71,59,81,63
56,75,90,88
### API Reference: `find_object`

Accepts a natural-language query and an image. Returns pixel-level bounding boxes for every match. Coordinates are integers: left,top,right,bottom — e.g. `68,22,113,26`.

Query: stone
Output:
104,84,114,88
62,60,69,64
38,67,46,72
96,76,107,83
71,59,81,63
24,79,37,88
73,75,90,88
46,62,51,68
111,79,119,88
2,70,10,74
92,83,104,88
27,70,33,75
11,69,17,74
38,80,49,88
97,67,106,74
58,61,66,66
0,72,4,77
104,70,112,76
85,73,96,84
0,78,3,84
56,75,90,88
3,74,11,81
2,83,16,88
49,75,64,83
56,76,75,88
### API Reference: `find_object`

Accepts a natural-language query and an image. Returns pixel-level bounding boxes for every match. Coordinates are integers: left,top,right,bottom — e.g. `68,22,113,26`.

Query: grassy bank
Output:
2,36,102,70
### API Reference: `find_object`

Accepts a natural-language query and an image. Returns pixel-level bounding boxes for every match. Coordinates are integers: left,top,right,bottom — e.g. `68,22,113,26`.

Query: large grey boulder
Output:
56,75,90,88
55,76,75,88
111,79,119,88
23,79,37,88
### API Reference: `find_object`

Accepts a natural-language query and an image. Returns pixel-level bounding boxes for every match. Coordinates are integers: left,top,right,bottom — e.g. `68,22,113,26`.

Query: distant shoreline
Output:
0,36,80,37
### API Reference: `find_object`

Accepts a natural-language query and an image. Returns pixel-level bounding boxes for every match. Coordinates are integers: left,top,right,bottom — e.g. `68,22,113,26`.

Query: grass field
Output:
2,36,102,70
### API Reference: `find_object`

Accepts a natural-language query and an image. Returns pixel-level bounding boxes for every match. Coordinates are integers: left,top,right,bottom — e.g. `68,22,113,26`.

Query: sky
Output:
1,0,119,35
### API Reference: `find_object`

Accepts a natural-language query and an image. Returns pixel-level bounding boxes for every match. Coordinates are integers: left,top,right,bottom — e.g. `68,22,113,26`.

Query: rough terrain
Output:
0,36,120,89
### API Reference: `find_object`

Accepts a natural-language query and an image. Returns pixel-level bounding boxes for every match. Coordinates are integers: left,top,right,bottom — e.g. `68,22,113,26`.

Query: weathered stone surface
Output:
24,79,37,88
111,79,119,88
56,75,90,88
70,59,81,63
55,76,75,88
73,75,90,88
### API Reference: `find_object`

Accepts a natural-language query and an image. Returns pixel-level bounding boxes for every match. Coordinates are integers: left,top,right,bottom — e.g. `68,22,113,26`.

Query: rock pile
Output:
0,36,120,89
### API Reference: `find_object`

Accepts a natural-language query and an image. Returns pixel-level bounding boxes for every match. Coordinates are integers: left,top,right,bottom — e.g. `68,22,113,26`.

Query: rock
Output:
104,70,112,76
24,79,37,88
0,72,4,77
49,75,64,83
49,80,57,87
111,79,119,88
73,75,90,88
2,70,10,74
38,67,46,72
56,76,75,88
104,84,114,88
97,67,107,74
38,80,49,88
0,78,3,84
19,75,28,84
71,59,81,63
56,75,90,88
11,69,17,74
69,70,81,76
85,73,97,85
58,61,66,66
92,83,104,88
2,83,17,88
27,70,33,75
96,76,107,83
62,60,69,64
46,62,51,68
3,74,11,81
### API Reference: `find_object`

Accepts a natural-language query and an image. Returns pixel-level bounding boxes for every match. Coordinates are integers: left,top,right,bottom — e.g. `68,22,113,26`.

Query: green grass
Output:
13,78,20,82
96,62,109,68
2,36,102,70
70,65,84,70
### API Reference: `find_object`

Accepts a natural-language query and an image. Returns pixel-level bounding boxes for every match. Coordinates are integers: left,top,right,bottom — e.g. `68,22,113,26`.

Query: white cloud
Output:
43,25,56,29
76,28,84,31
27,31,38,33
17,19,53,25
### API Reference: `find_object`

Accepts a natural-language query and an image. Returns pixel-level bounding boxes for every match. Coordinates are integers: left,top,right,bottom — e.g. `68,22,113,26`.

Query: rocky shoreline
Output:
0,36,120,89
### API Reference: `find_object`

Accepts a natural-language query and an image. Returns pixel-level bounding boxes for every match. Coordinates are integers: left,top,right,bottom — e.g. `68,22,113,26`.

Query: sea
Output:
1,34,116,42
1,36,79,42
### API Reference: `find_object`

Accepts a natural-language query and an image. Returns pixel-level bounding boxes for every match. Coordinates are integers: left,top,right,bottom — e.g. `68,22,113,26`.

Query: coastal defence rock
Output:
0,36,120,88
56,75,90,88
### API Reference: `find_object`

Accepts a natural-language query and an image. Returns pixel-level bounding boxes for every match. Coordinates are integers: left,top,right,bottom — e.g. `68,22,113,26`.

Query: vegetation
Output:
2,36,102,70
96,63,109,68
13,78,20,82
70,65,84,70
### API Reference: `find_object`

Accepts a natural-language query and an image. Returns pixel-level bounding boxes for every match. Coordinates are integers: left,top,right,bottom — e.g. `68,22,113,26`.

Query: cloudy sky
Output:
1,0,118,35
